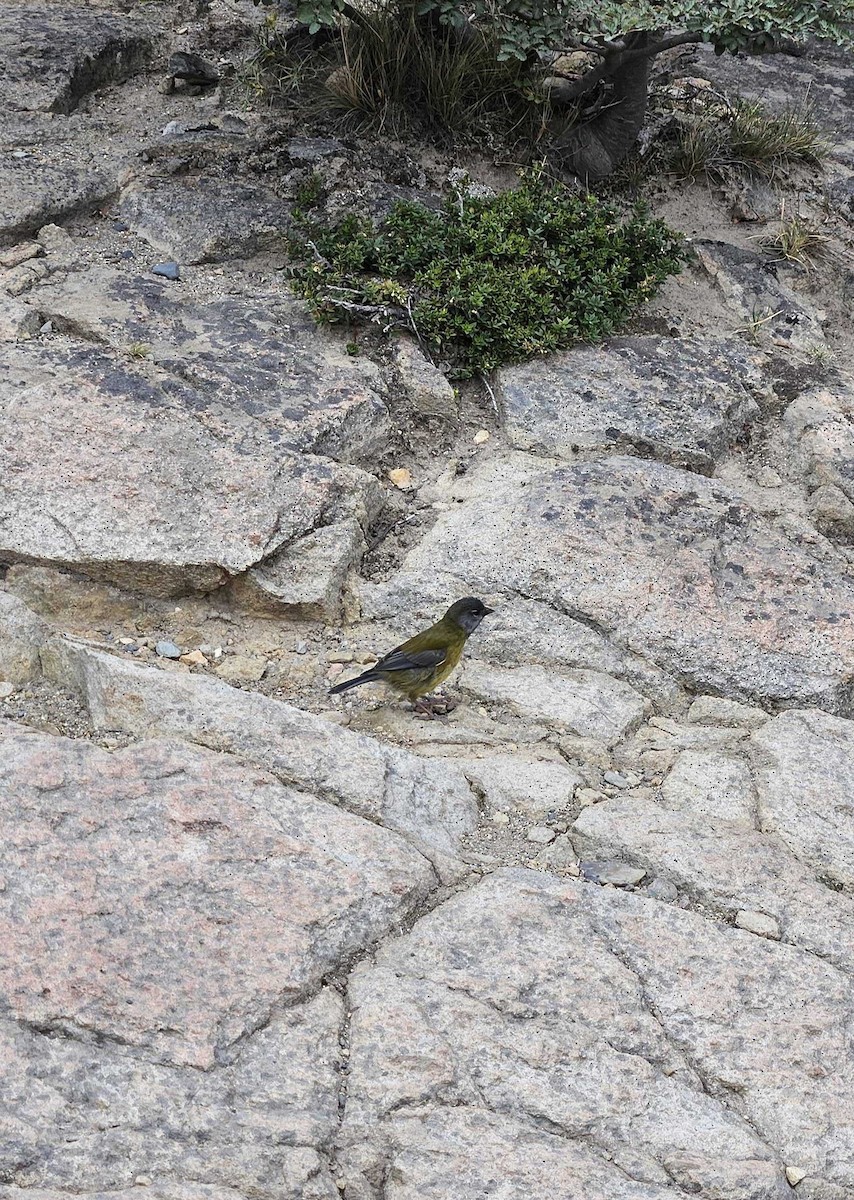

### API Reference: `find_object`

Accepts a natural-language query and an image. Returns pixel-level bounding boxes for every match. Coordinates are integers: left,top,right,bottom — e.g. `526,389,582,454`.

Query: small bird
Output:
329,596,494,716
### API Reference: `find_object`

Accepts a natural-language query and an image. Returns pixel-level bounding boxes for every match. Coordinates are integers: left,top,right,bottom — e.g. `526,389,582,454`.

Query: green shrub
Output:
286,170,685,376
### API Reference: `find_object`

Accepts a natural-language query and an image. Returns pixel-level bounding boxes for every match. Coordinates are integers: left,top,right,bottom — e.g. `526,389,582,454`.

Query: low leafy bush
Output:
286,170,685,376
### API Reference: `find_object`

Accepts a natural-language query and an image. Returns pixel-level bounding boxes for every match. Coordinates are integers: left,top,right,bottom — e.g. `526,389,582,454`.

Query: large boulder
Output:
338,868,854,1197
43,639,479,880
33,268,391,462
497,335,766,473
0,342,377,595
0,722,434,1070
1,2,154,115
366,454,854,712
119,179,294,265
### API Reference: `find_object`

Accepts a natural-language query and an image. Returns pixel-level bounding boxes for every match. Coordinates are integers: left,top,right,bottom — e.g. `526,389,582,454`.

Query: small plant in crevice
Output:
285,169,685,378
671,95,829,182
757,203,829,269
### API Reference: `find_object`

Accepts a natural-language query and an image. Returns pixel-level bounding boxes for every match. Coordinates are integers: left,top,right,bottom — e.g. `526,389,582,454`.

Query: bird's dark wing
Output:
375,646,447,675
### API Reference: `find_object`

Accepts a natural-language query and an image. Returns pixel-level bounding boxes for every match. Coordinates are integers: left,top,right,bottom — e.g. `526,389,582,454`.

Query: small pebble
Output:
576,787,608,806
490,811,510,825
603,770,631,788
118,636,136,646
0,681,16,700
755,466,782,488
327,663,345,679
645,878,678,903
155,640,182,660
388,467,413,490
328,651,354,664
581,860,646,887
294,640,308,655
735,909,781,939
180,649,208,666
473,429,490,444
785,1166,807,1187
152,261,180,281
39,320,53,334
113,220,130,232
526,825,556,845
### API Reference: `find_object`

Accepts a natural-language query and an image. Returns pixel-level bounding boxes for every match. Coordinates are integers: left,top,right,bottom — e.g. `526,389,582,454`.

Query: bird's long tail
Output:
328,669,380,696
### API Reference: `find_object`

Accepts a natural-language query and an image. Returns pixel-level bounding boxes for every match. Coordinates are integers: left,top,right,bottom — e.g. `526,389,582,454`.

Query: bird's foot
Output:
413,694,458,719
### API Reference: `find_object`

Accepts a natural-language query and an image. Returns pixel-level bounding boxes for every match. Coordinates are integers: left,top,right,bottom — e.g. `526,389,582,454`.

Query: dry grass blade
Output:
672,93,830,181
757,203,830,268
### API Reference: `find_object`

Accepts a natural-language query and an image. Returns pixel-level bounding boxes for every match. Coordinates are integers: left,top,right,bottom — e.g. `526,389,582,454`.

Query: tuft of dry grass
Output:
672,95,830,181
757,202,830,268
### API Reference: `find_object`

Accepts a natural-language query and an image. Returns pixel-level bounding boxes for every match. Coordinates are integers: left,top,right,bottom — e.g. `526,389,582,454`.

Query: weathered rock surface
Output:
234,519,364,619
2,3,155,115
572,790,854,972
33,268,391,462
338,868,854,1198
497,335,765,473
0,723,434,1068
456,750,582,818
0,992,342,1197
694,240,826,354
367,454,854,711
0,341,378,594
119,179,293,265
473,594,678,702
752,709,854,889
462,659,649,741
43,640,479,877
0,591,48,684
775,383,854,536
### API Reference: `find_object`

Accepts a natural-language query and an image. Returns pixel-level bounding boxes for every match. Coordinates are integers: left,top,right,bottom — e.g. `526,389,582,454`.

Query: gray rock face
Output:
0,993,341,1197
1,3,154,114
0,590,48,683
694,240,826,354
33,268,391,463
44,640,479,879
497,335,765,473
0,341,379,594
752,709,854,889
368,454,854,711
0,723,434,1069
338,868,853,1198
120,179,293,265
457,751,582,818
777,384,854,536
235,519,364,620
462,659,649,742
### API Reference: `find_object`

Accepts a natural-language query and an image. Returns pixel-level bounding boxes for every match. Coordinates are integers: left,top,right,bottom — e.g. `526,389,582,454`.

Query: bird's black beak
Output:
483,606,494,615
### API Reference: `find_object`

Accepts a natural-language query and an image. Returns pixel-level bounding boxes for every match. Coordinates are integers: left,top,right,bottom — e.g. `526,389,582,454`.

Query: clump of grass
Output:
758,203,829,268
672,95,830,181
320,3,536,137
286,168,685,377
237,11,325,104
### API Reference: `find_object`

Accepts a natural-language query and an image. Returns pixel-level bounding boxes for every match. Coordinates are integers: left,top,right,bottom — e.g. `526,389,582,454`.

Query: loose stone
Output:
151,261,180,281
526,825,556,844
735,910,781,939
581,860,647,887
155,640,182,660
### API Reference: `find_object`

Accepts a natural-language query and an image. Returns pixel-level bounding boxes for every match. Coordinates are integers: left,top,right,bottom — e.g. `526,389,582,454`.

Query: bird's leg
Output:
413,693,458,718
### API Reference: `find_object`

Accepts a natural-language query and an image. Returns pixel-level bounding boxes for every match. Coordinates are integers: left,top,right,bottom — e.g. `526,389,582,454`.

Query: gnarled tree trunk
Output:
549,33,655,180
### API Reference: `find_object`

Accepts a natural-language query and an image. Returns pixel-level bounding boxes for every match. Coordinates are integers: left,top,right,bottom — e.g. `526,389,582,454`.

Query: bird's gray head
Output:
445,596,494,634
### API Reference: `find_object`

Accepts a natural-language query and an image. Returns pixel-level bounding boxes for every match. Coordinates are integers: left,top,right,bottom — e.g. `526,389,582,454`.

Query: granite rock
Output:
0,723,434,1069
497,335,765,473
367,454,854,712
